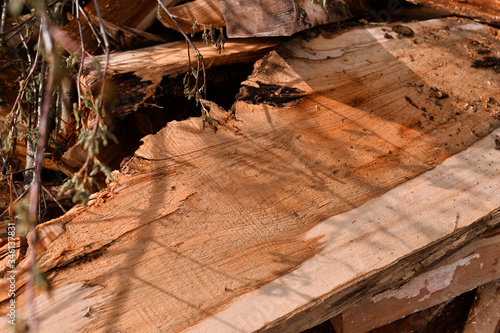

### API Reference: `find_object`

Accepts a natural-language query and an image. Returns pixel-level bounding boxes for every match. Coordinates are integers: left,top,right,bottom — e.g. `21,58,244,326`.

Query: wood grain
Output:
1,18,500,332
407,0,500,25
331,228,500,333
463,279,500,333
220,0,367,38
157,0,226,33
83,38,279,116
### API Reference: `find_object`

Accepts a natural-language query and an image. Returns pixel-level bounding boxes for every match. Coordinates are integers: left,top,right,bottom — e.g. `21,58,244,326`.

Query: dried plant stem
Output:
157,0,207,100
41,184,67,213
76,0,110,176
0,16,36,42
93,0,110,102
8,48,41,129
74,0,86,110
77,2,102,49
0,186,29,218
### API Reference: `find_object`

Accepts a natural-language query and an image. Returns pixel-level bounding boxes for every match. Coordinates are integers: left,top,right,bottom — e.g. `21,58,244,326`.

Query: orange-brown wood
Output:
63,0,181,54
83,38,279,116
408,0,500,25
463,279,500,333
1,18,500,332
331,228,500,333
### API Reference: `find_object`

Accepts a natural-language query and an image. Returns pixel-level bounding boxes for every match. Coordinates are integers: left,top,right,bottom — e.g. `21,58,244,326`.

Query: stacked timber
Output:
1,0,500,332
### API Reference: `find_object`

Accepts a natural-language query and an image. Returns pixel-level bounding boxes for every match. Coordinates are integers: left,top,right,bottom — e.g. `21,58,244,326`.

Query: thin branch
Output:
26,11,57,333
8,167,35,175
74,0,86,111
157,0,207,99
42,184,67,214
0,187,29,218
0,16,36,40
40,184,47,221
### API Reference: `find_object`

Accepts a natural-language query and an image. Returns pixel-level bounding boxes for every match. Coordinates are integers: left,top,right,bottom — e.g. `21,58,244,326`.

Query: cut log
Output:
463,279,500,333
407,0,500,26
63,0,181,54
220,0,367,38
1,18,500,332
83,38,279,116
368,289,477,333
157,0,226,33
330,227,500,333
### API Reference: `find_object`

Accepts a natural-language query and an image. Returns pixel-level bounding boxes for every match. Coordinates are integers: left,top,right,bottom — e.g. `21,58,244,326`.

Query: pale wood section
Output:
157,0,226,33
2,281,113,333
408,0,500,25
83,38,279,116
331,229,500,333
1,18,500,332
463,279,500,333
220,0,366,38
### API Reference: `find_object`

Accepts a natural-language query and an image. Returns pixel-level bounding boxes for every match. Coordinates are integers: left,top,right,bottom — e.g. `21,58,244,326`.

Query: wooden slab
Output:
408,0,500,26
331,228,500,333
63,0,180,54
463,279,500,333
220,0,367,38
182,131,500,333
157,0,226,33
1,18,500,332
368,289,477,333
353,301,450,333
83,38,279,116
